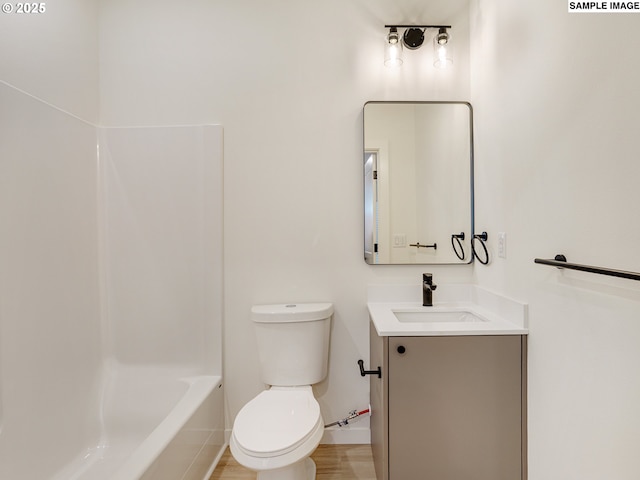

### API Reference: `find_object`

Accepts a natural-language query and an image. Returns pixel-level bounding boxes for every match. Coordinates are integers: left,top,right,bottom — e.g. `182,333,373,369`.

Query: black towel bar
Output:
534,254,640,282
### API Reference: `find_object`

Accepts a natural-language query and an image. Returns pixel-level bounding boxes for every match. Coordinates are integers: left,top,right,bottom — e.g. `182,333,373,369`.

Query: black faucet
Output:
422,273,437,307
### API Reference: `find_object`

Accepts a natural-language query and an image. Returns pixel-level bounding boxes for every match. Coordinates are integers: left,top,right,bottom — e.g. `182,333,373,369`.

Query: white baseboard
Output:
321,427,371,444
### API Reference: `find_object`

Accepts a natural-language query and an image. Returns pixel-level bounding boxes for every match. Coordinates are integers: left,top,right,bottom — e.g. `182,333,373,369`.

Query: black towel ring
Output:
472,232,489,265
451,232,465,261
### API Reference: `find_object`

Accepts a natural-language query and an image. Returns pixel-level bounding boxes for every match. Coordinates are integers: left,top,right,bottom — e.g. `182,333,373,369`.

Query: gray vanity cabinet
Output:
370,322,527,480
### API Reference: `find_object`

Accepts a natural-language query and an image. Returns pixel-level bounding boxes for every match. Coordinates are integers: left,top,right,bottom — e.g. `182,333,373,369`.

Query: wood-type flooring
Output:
209,444,377,480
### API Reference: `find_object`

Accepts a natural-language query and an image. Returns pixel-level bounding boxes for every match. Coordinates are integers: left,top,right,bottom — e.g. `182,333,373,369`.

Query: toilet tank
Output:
251,303,333,386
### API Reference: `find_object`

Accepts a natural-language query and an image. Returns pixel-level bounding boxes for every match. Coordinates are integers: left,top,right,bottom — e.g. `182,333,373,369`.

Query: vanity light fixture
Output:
384,24,452,69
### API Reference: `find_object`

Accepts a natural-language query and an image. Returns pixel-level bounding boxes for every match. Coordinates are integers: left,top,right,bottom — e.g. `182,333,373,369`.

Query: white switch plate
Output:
393,234,407,248
497,232,507,258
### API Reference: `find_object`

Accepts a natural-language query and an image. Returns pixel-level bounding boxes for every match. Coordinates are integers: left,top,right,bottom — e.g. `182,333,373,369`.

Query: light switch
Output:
497,232,507,258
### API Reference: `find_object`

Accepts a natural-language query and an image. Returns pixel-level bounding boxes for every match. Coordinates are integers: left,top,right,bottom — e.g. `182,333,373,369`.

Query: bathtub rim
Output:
109,374,223,480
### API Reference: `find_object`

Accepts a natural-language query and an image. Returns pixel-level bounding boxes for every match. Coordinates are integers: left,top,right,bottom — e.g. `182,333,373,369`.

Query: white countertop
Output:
367,284,529,337
368,301,528,336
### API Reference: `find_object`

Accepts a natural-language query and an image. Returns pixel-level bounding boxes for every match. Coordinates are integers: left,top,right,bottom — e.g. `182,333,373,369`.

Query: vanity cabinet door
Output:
388,336,524,480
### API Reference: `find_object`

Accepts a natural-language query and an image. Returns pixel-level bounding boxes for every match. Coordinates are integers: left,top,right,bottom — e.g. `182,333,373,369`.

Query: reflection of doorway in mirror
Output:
364,142,390,264
364,151,378,264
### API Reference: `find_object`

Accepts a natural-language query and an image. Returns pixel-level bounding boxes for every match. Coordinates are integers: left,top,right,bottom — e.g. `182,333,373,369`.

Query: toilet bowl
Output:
230,386,324,479
230,303,333,480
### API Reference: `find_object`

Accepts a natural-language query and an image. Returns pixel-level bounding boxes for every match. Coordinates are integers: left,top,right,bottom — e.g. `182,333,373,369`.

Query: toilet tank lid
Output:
251,303,333,323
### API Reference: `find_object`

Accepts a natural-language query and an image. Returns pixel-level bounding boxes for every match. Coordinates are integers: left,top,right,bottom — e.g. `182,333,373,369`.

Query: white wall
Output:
0,0,99,123
470,1,640,478
98,0,473,441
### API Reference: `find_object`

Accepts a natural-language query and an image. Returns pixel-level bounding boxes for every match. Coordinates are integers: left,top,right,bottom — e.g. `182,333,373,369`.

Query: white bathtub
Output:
48,366,225,480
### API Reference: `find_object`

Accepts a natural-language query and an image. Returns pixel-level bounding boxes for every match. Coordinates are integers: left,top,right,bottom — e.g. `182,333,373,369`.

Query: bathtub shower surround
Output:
0,82,224,480
0,81,103,479
99,125,223,371
97,124,225,480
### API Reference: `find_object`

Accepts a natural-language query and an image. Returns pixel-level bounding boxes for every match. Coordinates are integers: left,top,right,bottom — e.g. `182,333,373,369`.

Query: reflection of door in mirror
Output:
364,141,390,264
364,151,377,264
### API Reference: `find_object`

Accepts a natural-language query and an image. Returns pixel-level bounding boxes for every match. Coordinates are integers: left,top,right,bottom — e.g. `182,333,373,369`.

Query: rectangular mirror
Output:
364,101,474,265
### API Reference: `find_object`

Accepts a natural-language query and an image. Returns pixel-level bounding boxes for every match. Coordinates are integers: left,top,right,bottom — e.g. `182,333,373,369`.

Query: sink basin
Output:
392,309,487,323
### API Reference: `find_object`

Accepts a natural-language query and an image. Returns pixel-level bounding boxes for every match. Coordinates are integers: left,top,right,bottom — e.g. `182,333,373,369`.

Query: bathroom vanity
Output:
367,285,528,480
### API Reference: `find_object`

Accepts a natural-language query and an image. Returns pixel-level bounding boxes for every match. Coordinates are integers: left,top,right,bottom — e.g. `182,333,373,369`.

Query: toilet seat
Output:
232,386,322,458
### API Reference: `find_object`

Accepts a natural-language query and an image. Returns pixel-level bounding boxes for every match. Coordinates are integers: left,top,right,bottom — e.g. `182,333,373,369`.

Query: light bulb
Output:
385,27,403,68
433,28,453,68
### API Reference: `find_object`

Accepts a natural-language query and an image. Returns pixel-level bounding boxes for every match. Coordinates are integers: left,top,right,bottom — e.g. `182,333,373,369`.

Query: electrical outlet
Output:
497,232,507,258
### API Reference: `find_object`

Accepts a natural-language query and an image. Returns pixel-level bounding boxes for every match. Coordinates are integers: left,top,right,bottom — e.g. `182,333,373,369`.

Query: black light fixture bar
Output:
384,24,453,67
384,24,452,29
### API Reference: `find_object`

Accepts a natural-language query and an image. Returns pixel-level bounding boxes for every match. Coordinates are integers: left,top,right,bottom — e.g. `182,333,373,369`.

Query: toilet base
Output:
256,457,316,480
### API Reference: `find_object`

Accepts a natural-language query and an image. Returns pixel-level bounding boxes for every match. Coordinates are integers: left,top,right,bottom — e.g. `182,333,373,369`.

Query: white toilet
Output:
230,303,333,480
